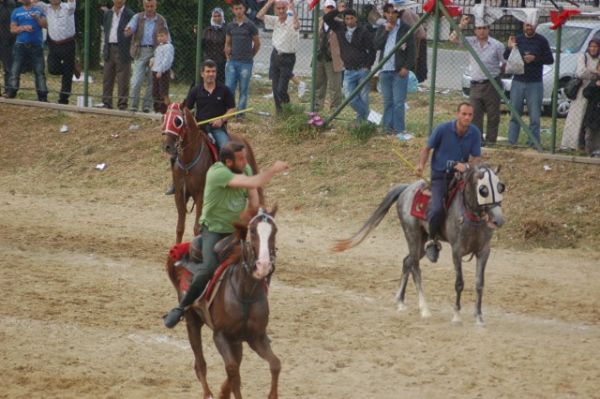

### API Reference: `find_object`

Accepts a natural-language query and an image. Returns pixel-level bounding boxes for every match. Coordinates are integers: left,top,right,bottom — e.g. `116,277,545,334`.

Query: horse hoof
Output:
420,308,432,318
475,316,485,326
396,302,408,312
452,313,462,324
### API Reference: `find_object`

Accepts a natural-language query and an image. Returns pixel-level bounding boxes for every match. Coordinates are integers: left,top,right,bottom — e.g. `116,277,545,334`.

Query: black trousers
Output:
47,39,75,104
0,43,12,94
269,49,296,112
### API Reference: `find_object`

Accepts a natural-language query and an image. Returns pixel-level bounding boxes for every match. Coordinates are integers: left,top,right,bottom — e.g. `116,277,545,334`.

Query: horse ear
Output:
269,203,278,218
494,164,502,175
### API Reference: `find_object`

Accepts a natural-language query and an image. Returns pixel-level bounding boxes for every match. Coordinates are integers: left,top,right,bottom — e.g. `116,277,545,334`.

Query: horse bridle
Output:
240,210,277,276
461,166,504,224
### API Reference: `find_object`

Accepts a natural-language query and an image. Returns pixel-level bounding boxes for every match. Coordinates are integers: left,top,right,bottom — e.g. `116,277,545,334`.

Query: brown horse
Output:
166,206,280,399
162,103,263,243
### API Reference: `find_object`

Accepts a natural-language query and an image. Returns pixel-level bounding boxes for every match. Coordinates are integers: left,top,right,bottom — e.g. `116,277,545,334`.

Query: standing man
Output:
257,0,299,113
374,1,415,135
6,0,48,101
163,142,289,328
324,8,376,121
124,0,169,113
449,15,505,145
0,0,16,96
504,18,553,146
33,0,76,105
314,0,344,112
101,0,133,110
224,0,260,120
416,102,481,262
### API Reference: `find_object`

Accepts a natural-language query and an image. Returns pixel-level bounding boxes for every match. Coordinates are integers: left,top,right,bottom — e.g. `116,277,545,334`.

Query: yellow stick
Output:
196,108,253,126
392,147,431,187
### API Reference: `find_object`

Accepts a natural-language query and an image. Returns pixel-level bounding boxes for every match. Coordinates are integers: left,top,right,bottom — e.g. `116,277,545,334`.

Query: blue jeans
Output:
508,80,543,146
7,43,48,101
427,170,450,240
207,126,230,150
379,70,408,134
343,68,370,121
225,60,253,112
130,47,154,111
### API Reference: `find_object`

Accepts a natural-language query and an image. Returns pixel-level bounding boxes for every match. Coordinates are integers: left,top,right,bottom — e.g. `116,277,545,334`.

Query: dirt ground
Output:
0,105,599,398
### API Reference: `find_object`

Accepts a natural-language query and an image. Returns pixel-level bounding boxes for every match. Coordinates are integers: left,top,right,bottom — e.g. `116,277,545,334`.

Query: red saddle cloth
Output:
207,140,218,163
411,187,431,220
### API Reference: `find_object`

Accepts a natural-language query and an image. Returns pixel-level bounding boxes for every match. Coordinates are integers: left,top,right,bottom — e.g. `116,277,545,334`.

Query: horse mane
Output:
182,106,212,147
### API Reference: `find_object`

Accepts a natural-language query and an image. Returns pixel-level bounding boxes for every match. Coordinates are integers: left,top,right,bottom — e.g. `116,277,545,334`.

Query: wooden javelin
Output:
196,108,253,126
392,147,431,187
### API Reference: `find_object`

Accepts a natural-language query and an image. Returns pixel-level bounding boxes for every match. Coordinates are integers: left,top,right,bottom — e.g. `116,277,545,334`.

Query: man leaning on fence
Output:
504,12,553,147
449,15,505,146
101,0,133,110
5,0,48,102
323,7,376,122
257,0,299,113
315,0,344,112
33,0,77,105
124,0,169,113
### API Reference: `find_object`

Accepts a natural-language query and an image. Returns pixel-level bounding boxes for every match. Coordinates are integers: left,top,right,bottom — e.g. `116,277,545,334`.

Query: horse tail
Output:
332,184,409,252
232,133,265,205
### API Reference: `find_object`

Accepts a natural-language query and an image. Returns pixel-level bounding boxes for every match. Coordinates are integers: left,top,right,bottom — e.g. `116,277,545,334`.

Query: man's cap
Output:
323,0,336,8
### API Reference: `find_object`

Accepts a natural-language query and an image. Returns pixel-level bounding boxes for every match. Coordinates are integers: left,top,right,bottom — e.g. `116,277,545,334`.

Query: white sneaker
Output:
298,81,306,98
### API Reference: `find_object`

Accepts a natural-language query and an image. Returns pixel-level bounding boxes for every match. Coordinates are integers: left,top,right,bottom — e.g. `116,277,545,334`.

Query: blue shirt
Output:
382,21,400,72
11,6,45,45
428,120,481,173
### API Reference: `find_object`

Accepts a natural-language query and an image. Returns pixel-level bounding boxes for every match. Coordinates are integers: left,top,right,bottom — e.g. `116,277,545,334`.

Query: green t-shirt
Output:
200,162,253,233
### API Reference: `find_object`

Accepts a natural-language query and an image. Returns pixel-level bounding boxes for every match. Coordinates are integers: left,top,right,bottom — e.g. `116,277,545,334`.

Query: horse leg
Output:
451,251,465,323
184,311,214,399
248,335,281,399
410,259,431,318
395,255,412,312
175,192,186,243
474,250,490,325
213,332,243,399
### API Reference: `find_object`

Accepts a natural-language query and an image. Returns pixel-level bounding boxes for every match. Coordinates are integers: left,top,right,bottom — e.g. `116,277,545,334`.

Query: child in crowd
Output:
150,27,174,114
582,62,600,157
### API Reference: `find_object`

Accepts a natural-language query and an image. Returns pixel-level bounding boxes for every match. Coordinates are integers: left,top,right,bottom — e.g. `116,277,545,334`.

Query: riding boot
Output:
165,156,176,195
163,272,211,328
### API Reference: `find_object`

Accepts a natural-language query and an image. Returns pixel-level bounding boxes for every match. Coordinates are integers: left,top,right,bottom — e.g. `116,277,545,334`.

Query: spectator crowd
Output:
0,0,599,156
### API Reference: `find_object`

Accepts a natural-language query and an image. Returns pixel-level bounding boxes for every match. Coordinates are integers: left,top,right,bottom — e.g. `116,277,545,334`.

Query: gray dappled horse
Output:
334,165,505,324
166,206,281,399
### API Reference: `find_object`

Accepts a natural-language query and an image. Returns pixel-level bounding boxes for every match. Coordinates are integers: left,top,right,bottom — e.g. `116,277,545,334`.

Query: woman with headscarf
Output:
560,38,600,152
202,7,227,84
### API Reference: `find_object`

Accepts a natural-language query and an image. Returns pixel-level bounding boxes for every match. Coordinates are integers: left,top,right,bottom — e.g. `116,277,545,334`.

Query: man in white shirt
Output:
257,0,299,113
33,0,76,104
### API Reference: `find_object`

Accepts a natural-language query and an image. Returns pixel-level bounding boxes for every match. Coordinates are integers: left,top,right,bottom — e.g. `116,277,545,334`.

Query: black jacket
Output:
583,79,600,131
323,10,375,70
102,6,134,62
373,21,415,72
0,0,15,47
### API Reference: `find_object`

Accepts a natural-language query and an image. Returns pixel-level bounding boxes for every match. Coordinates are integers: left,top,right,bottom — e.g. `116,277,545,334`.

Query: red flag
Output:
423,0,461,17
309,0,320,11
549,9,581,30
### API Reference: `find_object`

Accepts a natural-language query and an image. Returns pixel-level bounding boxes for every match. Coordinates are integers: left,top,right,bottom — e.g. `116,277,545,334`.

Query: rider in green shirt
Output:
164,141,289,328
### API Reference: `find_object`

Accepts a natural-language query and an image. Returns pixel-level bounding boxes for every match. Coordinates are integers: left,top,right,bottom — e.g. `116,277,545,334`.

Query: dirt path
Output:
1,183,598,399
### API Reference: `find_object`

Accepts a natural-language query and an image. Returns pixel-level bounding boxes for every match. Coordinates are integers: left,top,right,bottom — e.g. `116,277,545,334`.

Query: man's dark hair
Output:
343,8,357,17
202,59,218,71
220,141,246,163
382,3,397,14
231,0,246,8
457,101,473,112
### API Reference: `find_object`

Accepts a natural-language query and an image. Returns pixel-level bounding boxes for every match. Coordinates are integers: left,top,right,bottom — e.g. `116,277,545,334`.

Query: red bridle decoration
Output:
308,0,319,11
423,0,461,17
549,9,581,30
162,102,185,137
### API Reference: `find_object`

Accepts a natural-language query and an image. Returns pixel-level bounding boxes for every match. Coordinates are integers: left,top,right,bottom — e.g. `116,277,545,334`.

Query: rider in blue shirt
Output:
6,0,48,101
416,102,482,262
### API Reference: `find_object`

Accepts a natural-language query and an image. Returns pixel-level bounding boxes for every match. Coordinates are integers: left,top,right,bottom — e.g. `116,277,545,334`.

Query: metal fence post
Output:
550,24,562,154
311,5,319,113
195,0,204,85
427,0,440,137
83,0,90,106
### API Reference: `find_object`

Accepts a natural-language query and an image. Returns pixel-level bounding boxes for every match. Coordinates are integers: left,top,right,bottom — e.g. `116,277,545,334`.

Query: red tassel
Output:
168,242,191,262
550,9,581,30
308,0,319,11
423,0,461,17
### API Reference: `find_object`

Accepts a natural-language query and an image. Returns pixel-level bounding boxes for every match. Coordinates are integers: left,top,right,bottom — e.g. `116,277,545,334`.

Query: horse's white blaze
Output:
254,221,273,279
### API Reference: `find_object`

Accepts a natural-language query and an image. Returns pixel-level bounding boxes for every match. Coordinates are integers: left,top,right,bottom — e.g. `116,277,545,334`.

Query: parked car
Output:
461,20,600,118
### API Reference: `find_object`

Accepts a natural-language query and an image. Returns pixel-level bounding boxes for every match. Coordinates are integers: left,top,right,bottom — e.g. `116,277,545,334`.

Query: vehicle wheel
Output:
544,83,571,118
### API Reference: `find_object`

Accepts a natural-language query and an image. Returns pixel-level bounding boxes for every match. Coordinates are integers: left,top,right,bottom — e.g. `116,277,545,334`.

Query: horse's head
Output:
464,165,506,229
161,103,202,156
237,206,278,280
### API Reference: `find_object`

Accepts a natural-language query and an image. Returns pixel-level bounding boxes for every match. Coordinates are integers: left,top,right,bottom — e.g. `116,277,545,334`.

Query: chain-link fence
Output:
1,0,599,154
